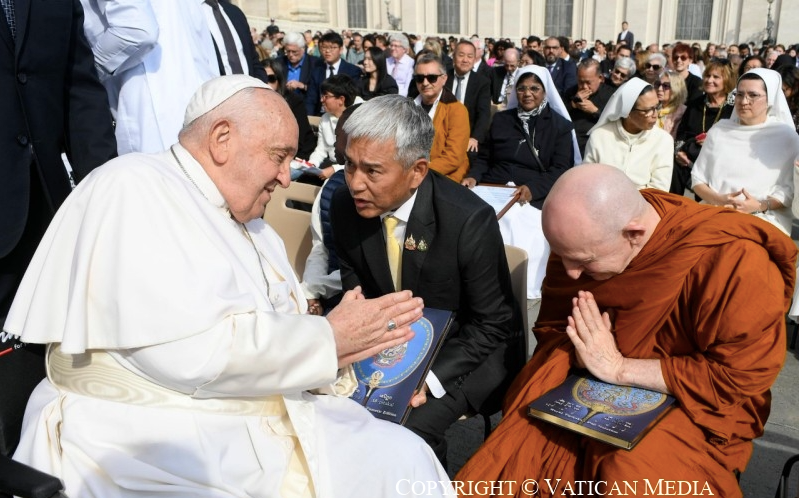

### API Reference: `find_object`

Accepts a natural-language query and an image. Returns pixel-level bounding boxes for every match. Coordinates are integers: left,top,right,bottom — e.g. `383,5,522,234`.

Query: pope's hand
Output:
327,287,423,368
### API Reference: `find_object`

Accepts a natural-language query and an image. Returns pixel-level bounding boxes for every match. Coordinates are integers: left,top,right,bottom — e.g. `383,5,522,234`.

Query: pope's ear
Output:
409,158,428,188
208,119,233,164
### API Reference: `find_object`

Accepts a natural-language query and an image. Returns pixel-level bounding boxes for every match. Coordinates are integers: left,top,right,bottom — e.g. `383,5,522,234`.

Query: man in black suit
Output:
491,48,519,104
0,0,116,456
543,36,577,98
331,95,521,465
563,59,616,156
445,40,491,164
306,31,362,116
617,21,634,49
216,0,268,83
279,31,322,115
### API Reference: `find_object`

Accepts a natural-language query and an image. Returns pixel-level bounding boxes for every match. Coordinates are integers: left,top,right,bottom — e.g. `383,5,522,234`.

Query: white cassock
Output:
6,145,453,497
81,0,220,154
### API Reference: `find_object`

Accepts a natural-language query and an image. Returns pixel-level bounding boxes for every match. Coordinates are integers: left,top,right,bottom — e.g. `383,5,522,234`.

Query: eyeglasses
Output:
319,44,340,52
543,45,560,51
612,69,629,78
631,104,662,116
284,48,303,56
654,81,671,90
672,54,690,62
413,73,443,84
733,91,766,102
266,74,278,83
516,85,543,94
644,63,662,70
321,93,339,101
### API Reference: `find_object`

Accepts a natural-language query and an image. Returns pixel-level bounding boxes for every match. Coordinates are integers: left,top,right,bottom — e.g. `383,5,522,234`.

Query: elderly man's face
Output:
390,39,406,60
285,44,304,65
549,231,636,281
503,50,519,74
222,91,296,222
344,137,427,218
577,67,603,94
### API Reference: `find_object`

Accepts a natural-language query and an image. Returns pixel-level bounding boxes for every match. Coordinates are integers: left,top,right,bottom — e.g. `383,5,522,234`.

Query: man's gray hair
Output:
415,52,446,74
389,34,409,50
343,95,433,169
284,31,306,49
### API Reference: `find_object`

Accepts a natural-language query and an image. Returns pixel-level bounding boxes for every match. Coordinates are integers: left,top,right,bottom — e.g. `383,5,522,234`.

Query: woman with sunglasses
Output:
262,58,316,160
671,60,735,194
691,68,796,236
671,42,703,101
642,52,667,84
358,46,398,101
607,56,636,88
584,77,673,191
655,70,688,138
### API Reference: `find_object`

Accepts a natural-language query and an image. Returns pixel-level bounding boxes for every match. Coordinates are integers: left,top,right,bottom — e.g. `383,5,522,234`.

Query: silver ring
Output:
387,319,397,331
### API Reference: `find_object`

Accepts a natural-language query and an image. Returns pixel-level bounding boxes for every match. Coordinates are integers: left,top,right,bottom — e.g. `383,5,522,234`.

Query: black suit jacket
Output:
546,58,578,97
445,70,492,143
469,107,575,209
0,0,116,257
491,65,515,104
217,0,268,83
277,53,322,115
331,172,523,409
306,58,362,116
618,31,634,49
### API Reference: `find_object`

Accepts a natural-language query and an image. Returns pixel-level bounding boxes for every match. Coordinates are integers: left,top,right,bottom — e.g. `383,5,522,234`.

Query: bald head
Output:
542,164,659,280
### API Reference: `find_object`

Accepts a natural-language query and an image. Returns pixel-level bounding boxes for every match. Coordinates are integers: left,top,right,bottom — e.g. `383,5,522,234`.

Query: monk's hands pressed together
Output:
327,286,423,368
565,290,624,384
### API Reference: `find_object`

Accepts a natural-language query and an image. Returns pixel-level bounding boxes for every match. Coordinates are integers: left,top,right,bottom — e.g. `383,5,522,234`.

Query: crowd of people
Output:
0,3,798,497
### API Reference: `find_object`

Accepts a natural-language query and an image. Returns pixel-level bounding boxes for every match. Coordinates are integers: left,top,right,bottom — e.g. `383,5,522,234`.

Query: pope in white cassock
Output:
6,75,454,497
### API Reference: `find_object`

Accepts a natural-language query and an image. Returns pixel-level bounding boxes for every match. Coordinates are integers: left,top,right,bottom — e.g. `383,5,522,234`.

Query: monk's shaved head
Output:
542,164,658,280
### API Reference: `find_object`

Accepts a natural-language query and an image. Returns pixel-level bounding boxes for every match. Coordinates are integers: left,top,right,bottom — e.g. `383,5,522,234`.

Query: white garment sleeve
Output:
89,0,159,76
301,187,343,300
691,134,713,189
583,135,599,164
647,132,675,191
114,311,339,398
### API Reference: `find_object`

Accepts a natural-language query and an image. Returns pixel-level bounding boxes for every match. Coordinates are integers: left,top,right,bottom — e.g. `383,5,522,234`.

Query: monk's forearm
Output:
617,358,671,394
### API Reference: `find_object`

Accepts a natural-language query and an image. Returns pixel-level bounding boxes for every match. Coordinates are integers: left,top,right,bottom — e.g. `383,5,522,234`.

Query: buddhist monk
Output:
455,164,797,498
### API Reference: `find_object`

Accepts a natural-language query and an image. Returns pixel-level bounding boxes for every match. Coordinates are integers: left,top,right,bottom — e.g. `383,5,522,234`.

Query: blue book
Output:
349,308,454,425
528,373,676,450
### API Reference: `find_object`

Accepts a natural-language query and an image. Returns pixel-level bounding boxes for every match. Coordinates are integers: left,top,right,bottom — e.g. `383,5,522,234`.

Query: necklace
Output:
701,98,724,132
170,146,271,297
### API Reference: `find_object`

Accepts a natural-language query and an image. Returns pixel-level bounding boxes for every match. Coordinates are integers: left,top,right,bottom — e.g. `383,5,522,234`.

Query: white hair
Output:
283,31,306,49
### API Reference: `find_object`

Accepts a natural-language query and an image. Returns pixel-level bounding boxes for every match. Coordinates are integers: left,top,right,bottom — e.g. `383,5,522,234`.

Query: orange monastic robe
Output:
456,190,797,498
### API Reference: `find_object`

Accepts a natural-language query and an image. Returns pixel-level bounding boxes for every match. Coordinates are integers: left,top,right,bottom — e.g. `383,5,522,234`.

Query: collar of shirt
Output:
326,59,341,72
413,91,443,119
380,189,418,243
288,53,306,70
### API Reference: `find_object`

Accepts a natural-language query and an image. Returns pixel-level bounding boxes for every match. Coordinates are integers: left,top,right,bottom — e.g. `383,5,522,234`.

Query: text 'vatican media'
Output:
396,479,716,496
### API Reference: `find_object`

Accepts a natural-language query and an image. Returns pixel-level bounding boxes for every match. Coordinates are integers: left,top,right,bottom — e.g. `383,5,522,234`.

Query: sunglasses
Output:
414,73,443,84
672,55,690,62
644,63,662,70
612,69,629,78
266,74,278,83
654,81,671,90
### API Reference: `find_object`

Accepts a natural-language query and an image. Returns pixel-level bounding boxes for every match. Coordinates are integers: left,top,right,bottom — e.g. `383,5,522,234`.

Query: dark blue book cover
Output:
349,308,454,425
528,373,676,450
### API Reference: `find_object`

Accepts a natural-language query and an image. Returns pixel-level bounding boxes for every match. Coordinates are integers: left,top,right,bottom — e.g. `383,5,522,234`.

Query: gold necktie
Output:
383,215,401,291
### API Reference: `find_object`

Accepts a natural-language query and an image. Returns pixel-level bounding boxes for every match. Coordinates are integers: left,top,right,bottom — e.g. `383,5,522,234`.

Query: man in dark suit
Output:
331,95,522,465
0,0,116,456
306,31,362,116
278,31,322,113
617,21,634,49
216,0,268,83
563,59,616,156
491,48,519,104
543,36,577,98
445,40,491,168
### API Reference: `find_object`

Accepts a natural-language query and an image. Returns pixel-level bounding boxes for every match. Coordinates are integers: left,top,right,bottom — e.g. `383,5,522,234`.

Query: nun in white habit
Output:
463,65,580,301
7,75,454,498
583,77,674,191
